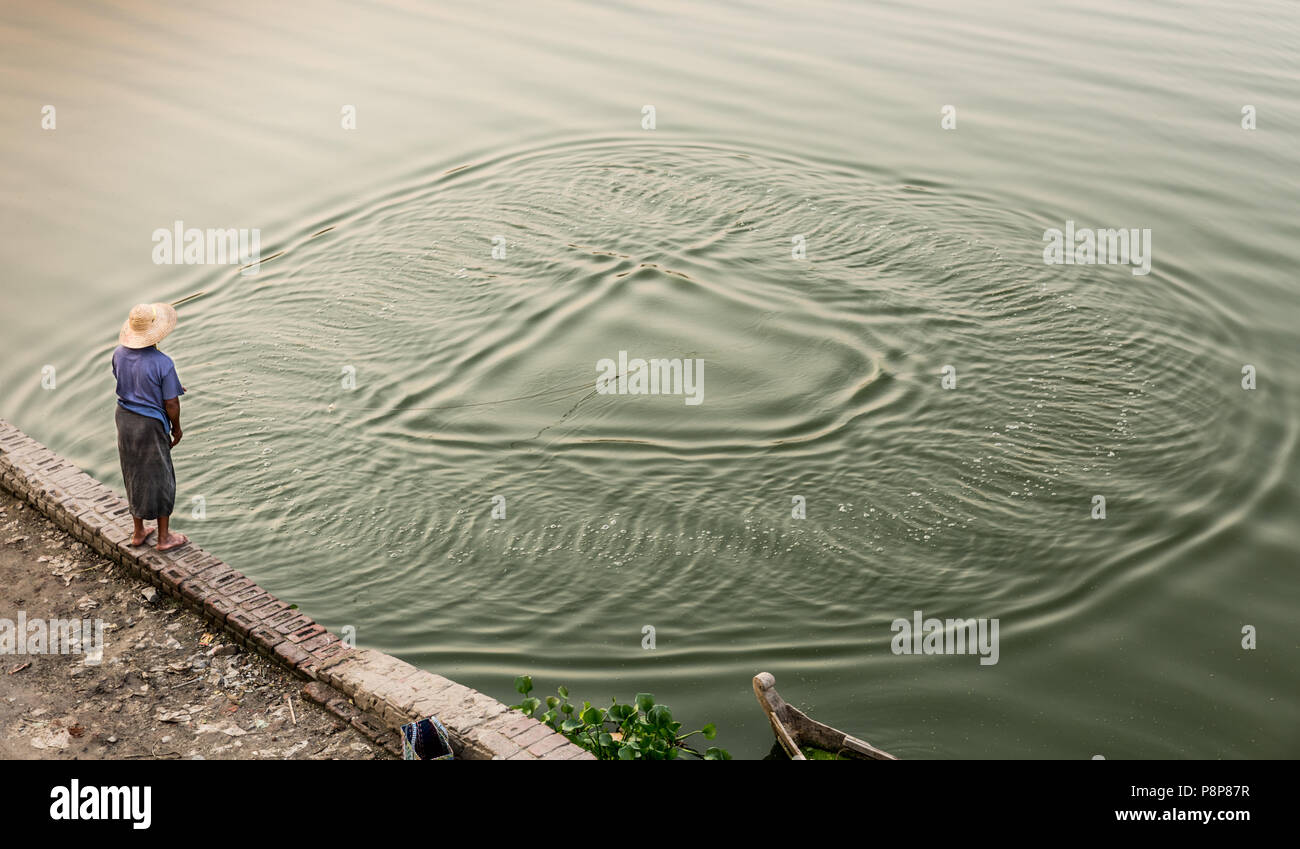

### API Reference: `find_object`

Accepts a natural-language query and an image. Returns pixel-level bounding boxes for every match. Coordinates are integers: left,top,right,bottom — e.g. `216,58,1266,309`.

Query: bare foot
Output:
130,528,155,546
156,532,189,552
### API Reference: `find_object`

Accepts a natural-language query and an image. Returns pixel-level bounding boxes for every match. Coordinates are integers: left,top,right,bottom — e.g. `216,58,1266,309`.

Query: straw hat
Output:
119,302,178,349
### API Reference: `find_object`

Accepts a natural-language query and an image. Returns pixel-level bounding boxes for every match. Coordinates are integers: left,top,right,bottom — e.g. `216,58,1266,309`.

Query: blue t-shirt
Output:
112,345,184,433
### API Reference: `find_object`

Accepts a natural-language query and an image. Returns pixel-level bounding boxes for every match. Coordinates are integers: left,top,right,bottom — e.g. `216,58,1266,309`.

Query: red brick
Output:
190,559,233,582
172,549,209,573
311,642,351,664
239,593,277,613
211,575,253,596
248,625,286,650
299,632,335,653
273,640,311,669
177,578,210,608
135,549,169,576
227,585,266,605
158,565,188,588
286,623,326,644
273,613,313,635
100,522,129,544
247,599,289,620
264,608,301,629
225,609,259,637
204,594,236,622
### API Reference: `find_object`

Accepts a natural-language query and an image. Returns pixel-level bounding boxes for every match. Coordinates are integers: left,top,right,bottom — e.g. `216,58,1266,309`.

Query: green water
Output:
1,0,1297,758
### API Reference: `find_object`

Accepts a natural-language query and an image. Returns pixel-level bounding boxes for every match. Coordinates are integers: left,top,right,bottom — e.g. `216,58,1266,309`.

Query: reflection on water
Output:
2,0,1298,758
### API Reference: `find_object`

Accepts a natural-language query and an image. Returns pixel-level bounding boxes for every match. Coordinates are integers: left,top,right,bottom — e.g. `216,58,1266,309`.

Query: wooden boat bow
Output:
753,672,897,760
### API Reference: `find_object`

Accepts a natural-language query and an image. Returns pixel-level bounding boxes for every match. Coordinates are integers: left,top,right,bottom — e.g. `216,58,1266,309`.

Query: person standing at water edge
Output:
112,303,189,551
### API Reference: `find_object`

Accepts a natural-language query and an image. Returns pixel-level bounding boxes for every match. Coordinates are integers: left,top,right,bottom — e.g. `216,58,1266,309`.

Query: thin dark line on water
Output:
239,250,285,272
514,385,605,447
169,225,338,308
170,291,206,307
347,379,606,412
342,360,676,412
337,351,698,413
157,193,704,416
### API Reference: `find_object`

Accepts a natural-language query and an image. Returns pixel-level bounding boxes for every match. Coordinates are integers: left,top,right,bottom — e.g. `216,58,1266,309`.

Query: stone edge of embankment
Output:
0,418,593,761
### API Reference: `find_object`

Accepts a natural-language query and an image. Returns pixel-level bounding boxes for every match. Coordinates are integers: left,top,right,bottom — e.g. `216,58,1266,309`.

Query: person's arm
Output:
159,357,185,447
164,397,182,447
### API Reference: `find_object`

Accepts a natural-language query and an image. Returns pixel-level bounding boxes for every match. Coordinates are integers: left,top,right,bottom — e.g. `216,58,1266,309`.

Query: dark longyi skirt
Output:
115,406,176,520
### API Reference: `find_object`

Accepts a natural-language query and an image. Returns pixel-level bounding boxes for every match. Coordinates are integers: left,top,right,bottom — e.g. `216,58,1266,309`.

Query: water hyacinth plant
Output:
509,676,731,760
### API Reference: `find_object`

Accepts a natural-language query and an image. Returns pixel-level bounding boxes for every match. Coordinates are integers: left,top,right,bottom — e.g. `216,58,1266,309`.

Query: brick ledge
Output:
0,418,593,761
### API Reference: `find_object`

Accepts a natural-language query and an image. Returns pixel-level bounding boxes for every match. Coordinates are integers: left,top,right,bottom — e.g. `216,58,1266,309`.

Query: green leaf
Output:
507,680,726,759
648,704,673,727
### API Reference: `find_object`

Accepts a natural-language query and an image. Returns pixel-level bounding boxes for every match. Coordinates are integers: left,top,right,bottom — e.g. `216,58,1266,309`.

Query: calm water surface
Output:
2,0,1297,758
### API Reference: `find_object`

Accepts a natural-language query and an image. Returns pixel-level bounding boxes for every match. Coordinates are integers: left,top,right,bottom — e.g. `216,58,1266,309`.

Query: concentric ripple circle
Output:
44,137,1288,756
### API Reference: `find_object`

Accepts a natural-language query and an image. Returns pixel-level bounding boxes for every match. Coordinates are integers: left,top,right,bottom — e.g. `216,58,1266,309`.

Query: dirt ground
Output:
0,488,387,760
